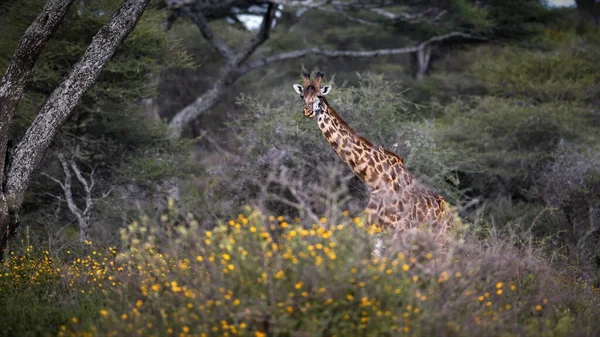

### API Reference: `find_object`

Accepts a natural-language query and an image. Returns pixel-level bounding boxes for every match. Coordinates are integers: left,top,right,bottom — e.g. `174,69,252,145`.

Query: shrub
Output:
433,96,598,201
2,206,597,336
471,35,600,102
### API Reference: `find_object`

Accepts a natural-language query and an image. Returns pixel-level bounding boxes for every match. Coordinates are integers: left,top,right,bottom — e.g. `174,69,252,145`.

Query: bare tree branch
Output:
315,6,380,25
234,3,276,65
180,7,235,60
268,0,331,7
169,31,484,136
47,153,109,242
41,172,65,190
268,0,406,9
169,2,276,135
238,31,485,76
369,7,447,24
69,159,93,215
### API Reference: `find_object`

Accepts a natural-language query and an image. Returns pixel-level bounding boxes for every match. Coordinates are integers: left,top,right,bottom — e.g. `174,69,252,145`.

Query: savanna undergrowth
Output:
2,205,599,337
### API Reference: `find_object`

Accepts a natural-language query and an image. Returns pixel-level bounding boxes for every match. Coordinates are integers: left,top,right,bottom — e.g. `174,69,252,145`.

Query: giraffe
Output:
292,72,454,236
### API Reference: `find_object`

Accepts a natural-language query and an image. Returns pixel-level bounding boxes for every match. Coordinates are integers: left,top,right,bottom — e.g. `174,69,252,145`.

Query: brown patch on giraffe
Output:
382,173,392,184
384,149,405,165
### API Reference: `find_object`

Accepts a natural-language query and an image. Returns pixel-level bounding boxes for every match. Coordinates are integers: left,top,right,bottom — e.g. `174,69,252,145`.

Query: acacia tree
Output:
0,0,150,259
163,0,486,136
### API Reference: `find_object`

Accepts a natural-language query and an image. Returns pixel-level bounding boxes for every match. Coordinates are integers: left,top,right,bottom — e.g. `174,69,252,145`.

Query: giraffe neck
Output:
316,100,412,191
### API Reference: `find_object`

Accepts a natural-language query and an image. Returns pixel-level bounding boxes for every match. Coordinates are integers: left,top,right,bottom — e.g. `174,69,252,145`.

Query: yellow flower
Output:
536,305,543,311
99,309,108,317
496,282,503,289
496,289,503,295
347,294,354,300
295,281,303,289
233,299,240,306
71,317,79,324
402,264,410,271
222,254,231,261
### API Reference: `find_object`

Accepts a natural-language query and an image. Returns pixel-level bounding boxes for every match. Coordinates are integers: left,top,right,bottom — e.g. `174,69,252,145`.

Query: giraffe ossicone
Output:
293,71,455,236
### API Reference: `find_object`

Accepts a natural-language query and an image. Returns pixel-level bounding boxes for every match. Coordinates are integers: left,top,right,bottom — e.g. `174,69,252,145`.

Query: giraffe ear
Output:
293,84,303,96
321,85,332,96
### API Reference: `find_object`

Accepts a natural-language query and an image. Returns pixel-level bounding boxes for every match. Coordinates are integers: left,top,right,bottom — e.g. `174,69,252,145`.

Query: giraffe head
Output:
292,72,332,119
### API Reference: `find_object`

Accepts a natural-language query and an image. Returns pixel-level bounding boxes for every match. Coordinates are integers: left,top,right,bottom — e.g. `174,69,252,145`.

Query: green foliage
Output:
471,36,600,102
481,0,555,38
434,96,597,197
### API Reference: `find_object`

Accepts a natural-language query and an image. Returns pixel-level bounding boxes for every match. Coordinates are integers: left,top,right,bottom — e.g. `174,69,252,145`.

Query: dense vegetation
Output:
1,0,599,336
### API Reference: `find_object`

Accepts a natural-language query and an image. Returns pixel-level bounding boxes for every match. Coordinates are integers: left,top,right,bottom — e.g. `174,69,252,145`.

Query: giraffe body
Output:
293,72,453,235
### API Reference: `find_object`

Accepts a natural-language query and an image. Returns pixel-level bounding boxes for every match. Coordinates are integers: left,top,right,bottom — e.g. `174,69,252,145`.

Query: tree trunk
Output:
0,0,151,259
0,0,74,185
0,0,75,260
416,45,432,80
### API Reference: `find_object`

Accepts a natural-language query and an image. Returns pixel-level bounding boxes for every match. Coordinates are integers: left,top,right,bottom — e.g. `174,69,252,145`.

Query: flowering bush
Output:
2,206,600,336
